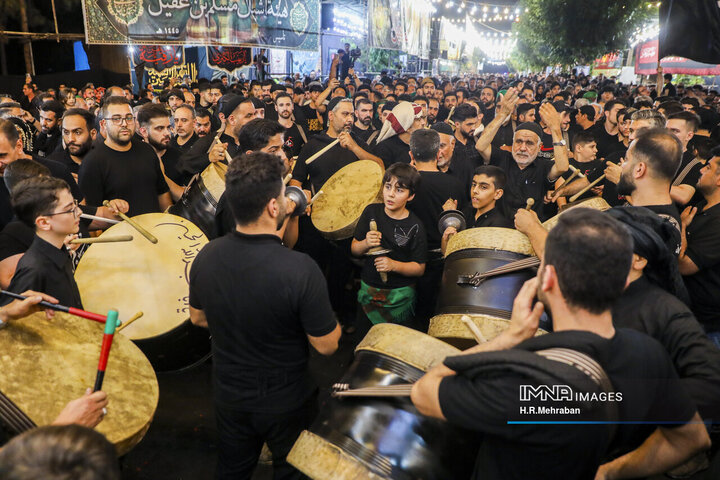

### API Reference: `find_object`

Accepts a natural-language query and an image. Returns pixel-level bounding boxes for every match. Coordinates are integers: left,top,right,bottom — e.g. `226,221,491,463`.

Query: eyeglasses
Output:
107,115,135,125
45,199,80,219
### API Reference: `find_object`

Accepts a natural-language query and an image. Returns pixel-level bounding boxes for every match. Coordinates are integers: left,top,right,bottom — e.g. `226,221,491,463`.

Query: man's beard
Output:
358,116,372,127
483,100,494,108
460,128,473,140
148,136,169,151
67,139,93,157
513,152,536,167
616,171,636,196
279,110,292,119
109,130,132,146
276,199,288,230
427,114,436,124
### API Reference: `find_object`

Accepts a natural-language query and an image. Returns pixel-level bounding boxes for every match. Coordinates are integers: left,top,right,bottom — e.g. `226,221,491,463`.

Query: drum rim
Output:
445,227,536,257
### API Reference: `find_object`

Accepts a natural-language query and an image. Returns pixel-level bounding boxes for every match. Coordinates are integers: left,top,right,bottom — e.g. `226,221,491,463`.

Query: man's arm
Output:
552,176,591,200
538,103,569,180
308,323,341,356
475,88,519,163
315,78,339,114
338,131,384,170
679,206,701,275
670,185,695,207
595,413,710,480
514,208,549,258
189,306,208,328
52,389,109,428
158,192,173,212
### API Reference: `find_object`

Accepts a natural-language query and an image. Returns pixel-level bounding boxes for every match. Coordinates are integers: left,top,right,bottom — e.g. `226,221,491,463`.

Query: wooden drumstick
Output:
308,190,324,206
208,133,233,163
116,311,144,332
368,219,388,283
283,173,292,185
461,315,488,344
525,198,535,210
555,165,583,189
569,174,605,203
70,235,133,245
79,213,120,224
104,201,158,244
305,138,339,165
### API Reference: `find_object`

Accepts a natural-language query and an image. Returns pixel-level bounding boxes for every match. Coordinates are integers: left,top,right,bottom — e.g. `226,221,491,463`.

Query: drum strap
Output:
672,157,702,186
0,390,36,435
295,123,308,144
367,129,380,146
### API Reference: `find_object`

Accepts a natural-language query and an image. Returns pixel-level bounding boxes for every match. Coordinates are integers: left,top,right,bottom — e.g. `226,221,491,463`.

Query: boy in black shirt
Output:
4,176,83,308
352,163,427,325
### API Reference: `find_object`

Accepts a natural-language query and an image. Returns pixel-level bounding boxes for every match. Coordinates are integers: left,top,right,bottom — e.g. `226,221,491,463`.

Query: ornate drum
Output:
75,213,211,372
311,160,384,240
288,324,480,480
168,163,227,237
544,197,611,230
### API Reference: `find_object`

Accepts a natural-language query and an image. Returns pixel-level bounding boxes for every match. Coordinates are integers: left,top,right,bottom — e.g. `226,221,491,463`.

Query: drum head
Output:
429,313,547,350
445,227,535,257
356,323,460,372
311,160,383,240
0,312,158,456
543,197,611,230
75,213,208,341
200,162,227,204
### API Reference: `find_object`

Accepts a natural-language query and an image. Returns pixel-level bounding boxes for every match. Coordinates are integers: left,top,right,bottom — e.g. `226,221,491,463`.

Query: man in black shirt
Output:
274,93,306,159
170,104,198,155
351,97,375,144
479,86,497,125
451,103,483,169
411,209,710,480
33,100,64,158
680,149,720,344
551,130,603,203
592,99,626,160
373,101,426,168
137,103,185,199
189,152,340,480
4,177,83,309
459,165,512,230
79,97,171,216
48,108,96,178
666,111,703,206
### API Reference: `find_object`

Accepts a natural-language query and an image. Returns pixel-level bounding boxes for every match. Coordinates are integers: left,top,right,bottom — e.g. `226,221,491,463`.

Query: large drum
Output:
543,197,610,230
0,312,158,456
168,163,227,237
288,324,480,480
429,227,547,349
311,160,384,240
75,213,211,372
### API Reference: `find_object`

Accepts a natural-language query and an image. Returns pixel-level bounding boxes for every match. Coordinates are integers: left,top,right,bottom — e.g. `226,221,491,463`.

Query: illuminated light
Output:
493,6,498,13
483,5,488,12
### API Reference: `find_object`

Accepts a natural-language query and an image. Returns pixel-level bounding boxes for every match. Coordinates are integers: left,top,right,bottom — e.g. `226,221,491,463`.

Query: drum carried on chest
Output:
167,163,227,237
429,227,548,349
0,312,158,456
543,197,610,230
288,324,480,480
311,160,384,240
74,213,211,372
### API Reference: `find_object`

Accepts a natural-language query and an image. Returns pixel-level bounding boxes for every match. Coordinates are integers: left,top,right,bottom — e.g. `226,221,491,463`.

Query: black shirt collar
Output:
697,200,720,215
232,230,283,245
32,235,71,269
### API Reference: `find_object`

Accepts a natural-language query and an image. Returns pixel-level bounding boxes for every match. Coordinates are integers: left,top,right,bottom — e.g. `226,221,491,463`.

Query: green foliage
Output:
513,0,656,68
367,47,400,73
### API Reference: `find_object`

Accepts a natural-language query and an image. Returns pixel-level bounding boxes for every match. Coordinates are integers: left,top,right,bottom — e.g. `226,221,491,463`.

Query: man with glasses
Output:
79,97,172,216
3,176,84,309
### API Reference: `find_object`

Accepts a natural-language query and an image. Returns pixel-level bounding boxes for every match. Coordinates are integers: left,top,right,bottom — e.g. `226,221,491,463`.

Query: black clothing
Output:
602,149,628,207
563,158,605,202
79,141,170,216
297,104,324,135
613,276,720,420
446,148,474,202
46,147,82,176
455,136,483,169
538,130,555,161
189,231,336,412
212,193,235,240
353,203,427,288
408,171,466,250
592,123,625,160
176,131,238,179
661,82,677,97
488,146,556,221
373,135,411,169
674,150,704,207
4,235,82,309
439,329,696,480
253,54,269,81
436,106,450,122
0,220,33,262
292,132,370,192
643,203,682,254
491,121,514,150
461,205,513,228
283,123,306,159
160,146,190,186
170,132,198,155
351,124,374,144
684,201,720,332
33,129,62,158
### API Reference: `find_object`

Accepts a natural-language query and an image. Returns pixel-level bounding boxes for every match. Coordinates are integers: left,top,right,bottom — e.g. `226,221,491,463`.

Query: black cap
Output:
515,121,543,138
430,122,454,136
219,95,247,117
551,100,570,114
326,97,350,112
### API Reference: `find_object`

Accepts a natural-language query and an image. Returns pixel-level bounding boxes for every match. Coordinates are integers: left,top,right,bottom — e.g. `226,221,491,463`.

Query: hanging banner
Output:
132,45,184,72
635,38,720,75
593,52,623,70
206,46,252,74
81,0,320,50
368,0,431,58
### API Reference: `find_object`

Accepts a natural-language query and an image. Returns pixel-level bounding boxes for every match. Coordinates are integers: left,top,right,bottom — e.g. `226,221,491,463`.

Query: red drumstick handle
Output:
93,310,119,392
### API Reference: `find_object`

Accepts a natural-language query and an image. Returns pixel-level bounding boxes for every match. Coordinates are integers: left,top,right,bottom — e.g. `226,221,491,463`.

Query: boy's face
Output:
43,189,80,235
383,177,414,212
470,174,502,210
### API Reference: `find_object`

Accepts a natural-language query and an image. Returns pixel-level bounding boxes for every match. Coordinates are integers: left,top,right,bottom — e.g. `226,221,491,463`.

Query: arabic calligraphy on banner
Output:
206,46,252,73
635,38,720,75
146,63,199,89
82,0,320,50
133,45,184,72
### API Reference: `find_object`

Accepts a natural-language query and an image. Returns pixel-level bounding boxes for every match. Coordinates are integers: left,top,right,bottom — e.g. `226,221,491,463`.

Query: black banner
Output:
206,46,252,73
659,0,720,64
132,45,184,72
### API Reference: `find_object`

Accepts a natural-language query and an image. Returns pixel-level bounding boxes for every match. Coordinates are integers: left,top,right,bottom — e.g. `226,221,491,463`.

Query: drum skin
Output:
428,313,547,350
0,312,158,456
75,213,211,372
168,163,226,237
288,324,480,480
544,197,610,230
311,160,384,240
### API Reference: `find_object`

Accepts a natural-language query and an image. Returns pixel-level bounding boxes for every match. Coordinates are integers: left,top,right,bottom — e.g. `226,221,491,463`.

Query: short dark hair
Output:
0,425,121,480
603,99,626,113
381,101,398,112
274,92,292,104
413,95,428,104
473,165,506,190
578,104,596,121
225,152,284,225
517,103,536,118
167,88,184,100
137,103,169,129
544,209,633,314
12,176,71,228
657,100,684,116
409,129,440,163
382,162,420,195
3,158,50,193
98,96,131,120
667,110,701,132
61,108,96,131
40,100,65,118
444,91,457,100
680,97,700,109
195,107,211,119
573,130,596,148
355,97,373,109
237,118,285,153
631,128,682,182
0,117,20,144
451,103,478,123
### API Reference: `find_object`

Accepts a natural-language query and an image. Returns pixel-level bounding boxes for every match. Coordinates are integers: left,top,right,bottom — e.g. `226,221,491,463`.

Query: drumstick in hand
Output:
0,290,108,324
103,201,158,244
93,309,119,392
369,220,388,283
525,198,535,210
305,139,339,165
70,235,133,245
569,174,606,203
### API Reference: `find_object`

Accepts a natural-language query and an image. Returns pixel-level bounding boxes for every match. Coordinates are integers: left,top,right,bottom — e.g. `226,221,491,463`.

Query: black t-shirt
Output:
298,104,324,135
489,146,556,221
292,132,370,192
455,136,483,169
160,146,190,186
46,147,82,176
170,132,198,155
613,275,720,420
0,220,33,262
189,232,336,412
602,149,628,207
592,123,625,160
373,135,411,169
684,201,720,331
4,235,83,309
353,203,427,288
491,122,514,150
408,171,467,250
643,203,682,255
563,158,606,201
438,329,696,480
461,205,513,228
283,123,307,159
351,124,374,144
33,130,62,158
79,141,169,216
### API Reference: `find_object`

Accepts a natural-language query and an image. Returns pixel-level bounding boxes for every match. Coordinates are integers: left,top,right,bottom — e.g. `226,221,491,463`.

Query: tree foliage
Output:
513,0,656,68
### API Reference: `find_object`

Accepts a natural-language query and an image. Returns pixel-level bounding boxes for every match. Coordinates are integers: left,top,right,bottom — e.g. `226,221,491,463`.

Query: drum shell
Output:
167,173,218,237
133,320,211,373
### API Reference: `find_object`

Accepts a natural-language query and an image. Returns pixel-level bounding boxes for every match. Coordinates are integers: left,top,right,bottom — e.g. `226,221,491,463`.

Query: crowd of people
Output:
0,60,719,480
